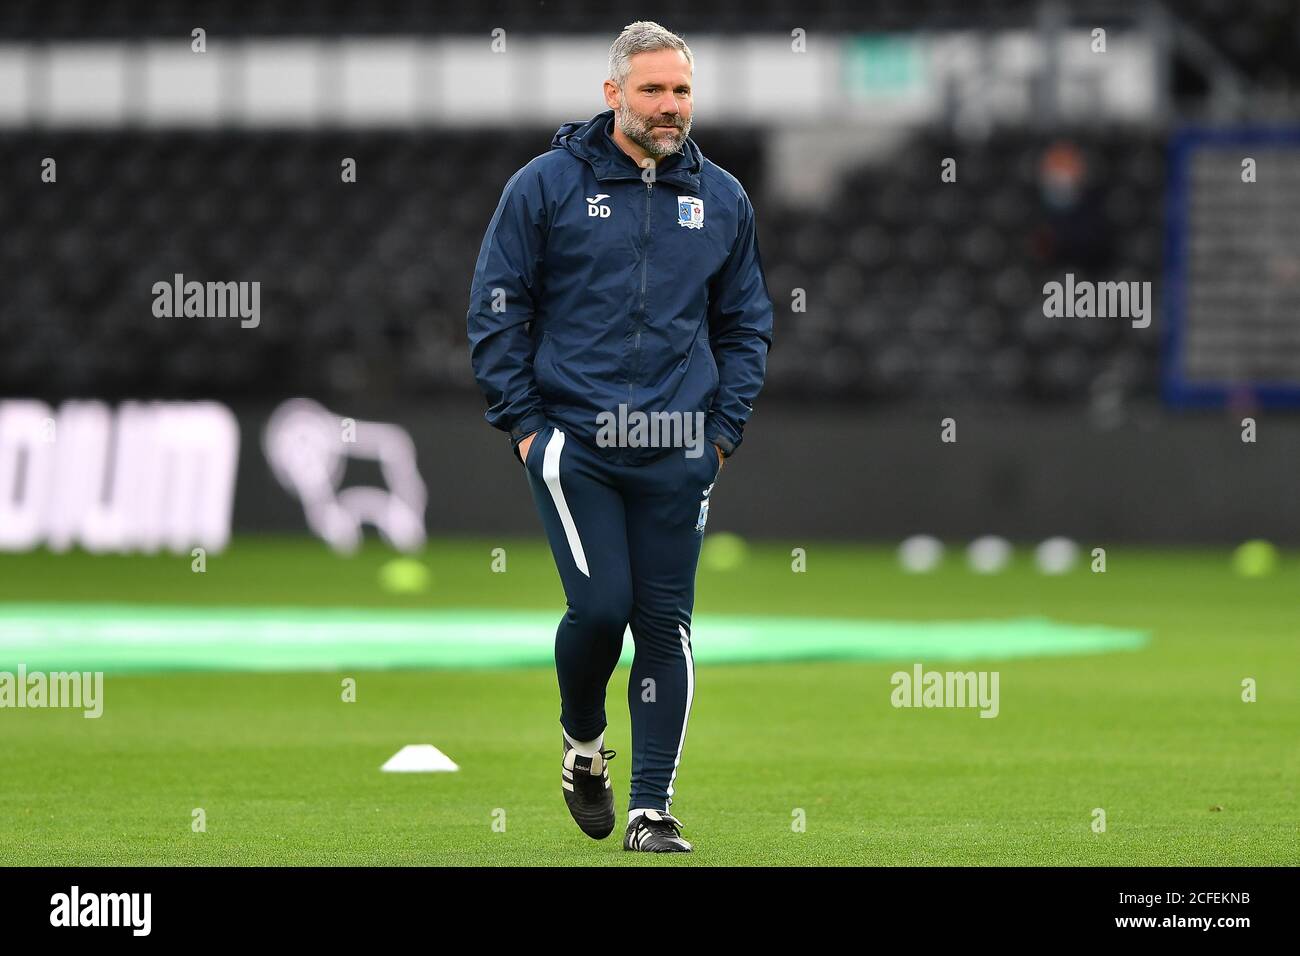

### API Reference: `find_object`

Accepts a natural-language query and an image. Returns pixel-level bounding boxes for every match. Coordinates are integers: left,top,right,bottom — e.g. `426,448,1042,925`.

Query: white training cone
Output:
382,744,459,773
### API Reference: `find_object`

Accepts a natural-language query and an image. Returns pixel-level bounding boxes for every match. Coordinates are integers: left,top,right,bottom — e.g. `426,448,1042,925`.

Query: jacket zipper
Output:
631,179,652,409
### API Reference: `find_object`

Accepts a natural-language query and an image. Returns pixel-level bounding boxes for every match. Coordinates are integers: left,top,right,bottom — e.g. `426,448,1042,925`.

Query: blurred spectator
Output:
1031,140,1112,272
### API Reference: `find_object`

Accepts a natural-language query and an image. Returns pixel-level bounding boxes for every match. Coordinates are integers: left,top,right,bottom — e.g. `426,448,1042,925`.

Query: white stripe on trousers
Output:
541,429,589,577
665,623,696,807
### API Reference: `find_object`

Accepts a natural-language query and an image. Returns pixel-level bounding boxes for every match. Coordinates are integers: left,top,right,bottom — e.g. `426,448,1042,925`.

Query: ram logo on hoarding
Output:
0,400,239,553
263,398,427,555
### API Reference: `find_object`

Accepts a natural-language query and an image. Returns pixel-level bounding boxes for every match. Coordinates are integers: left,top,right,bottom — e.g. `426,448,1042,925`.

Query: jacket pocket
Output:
704,441,722,482
705,340,720,395
533,332,556,398
524,424,551,471
692,335,720,400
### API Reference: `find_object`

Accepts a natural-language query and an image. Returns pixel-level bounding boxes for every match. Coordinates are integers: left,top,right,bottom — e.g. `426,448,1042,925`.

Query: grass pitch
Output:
0,537,1295,866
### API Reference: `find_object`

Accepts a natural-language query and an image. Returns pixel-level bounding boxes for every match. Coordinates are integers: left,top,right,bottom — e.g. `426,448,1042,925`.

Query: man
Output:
467,21,772,853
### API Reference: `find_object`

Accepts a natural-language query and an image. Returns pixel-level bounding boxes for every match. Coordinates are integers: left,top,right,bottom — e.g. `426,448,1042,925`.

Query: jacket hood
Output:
551,109,702,191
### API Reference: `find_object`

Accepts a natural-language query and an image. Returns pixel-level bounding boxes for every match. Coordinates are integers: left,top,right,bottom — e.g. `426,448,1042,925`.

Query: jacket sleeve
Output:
704,190,774,457
467,164,551,451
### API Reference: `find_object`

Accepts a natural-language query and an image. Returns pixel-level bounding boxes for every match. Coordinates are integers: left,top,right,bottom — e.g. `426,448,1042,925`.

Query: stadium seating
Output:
0,126,1165,403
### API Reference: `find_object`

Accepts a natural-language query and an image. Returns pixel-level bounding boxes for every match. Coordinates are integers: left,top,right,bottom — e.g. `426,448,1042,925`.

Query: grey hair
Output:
607,21,693,89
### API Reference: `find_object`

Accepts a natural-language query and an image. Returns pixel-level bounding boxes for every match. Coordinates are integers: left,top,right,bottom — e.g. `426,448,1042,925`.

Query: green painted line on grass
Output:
0,603,1149,673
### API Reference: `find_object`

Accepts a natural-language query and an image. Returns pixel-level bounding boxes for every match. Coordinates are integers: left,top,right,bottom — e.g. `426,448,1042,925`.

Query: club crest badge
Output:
694,481,714,532
677,196,704,229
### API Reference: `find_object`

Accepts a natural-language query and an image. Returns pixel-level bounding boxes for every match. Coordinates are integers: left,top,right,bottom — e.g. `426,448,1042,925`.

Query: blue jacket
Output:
467,109,773,464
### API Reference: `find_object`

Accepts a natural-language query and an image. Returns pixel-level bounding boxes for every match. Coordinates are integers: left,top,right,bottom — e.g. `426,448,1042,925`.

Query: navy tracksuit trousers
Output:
522,424,720,812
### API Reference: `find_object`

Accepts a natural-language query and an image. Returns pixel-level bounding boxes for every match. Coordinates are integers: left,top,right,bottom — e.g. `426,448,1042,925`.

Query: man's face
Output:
607,48,693,160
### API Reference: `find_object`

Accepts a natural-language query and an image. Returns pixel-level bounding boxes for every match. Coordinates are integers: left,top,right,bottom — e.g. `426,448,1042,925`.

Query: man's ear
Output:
603,80,622,111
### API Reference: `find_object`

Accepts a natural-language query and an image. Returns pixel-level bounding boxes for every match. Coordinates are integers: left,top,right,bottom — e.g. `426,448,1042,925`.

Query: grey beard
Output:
616,101,690,160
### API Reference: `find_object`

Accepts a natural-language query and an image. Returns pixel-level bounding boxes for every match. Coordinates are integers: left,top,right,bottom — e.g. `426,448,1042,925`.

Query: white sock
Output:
628,808,659,824
563,730,604,758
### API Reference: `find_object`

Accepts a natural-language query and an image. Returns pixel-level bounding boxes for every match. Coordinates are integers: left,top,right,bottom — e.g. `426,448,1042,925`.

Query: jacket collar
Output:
551,109,703,191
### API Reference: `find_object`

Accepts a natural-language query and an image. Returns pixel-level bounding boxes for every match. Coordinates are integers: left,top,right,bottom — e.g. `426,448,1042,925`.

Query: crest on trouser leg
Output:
694,482,714,533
